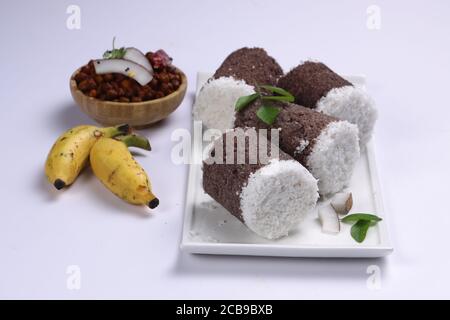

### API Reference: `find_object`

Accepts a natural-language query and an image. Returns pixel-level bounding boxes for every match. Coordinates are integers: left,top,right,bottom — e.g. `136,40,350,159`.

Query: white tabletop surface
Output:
1,0,449,299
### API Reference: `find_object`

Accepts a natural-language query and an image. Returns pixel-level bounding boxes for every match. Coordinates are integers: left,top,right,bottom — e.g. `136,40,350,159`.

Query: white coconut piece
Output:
193,76,255,131
240,159,319,239
306,120,360,195
331,191,353,215
93,59,152,86
316,85,377,147
318,204,340,234
294,139,309,156
123,47,153,73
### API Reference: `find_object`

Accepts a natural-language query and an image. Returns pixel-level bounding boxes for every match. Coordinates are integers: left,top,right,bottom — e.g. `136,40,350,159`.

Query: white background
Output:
0,0,449,299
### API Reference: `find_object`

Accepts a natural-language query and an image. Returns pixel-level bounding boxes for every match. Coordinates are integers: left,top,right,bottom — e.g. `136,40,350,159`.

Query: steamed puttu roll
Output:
193,47,283,131
278,61,377,146
235,100,360,195
203,128,319,240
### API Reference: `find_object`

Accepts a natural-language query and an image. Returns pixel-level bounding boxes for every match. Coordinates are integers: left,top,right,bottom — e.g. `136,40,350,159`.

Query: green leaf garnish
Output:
261,95,295,103
350,220,371,243
235,93,260,111
234,85,293,124
103,48,126,59
256,105,280,125
103,36,126,59
341,213,382,224
342,213,382,243
258,85,295,101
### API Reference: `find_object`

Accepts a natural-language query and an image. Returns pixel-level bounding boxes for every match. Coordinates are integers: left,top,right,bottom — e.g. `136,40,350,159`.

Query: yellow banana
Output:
45,124,129,190
90,135,159,209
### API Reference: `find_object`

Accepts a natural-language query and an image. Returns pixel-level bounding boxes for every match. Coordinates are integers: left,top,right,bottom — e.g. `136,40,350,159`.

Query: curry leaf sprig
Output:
103,37,126,59
235,85,295,125
341,213,382,243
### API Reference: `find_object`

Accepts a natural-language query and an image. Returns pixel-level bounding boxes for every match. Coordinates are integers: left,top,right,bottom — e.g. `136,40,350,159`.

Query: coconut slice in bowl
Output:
93,59,153,86
123,47,154,73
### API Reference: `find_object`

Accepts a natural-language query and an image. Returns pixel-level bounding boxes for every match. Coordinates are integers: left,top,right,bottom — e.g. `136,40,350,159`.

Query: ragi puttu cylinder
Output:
193,47,283,131
234,100,360,195
203,128,319,240
278,61,377,146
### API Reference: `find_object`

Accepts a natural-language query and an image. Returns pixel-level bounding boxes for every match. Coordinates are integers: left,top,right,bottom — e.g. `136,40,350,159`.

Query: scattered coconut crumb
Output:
294,139,309,156
218,220,227,227
203,236,220,243
189,230,200,237
189,230,220,243
200,201,219,210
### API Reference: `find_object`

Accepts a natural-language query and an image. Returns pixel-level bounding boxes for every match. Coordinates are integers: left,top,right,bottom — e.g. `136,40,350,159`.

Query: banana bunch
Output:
45,124,159,209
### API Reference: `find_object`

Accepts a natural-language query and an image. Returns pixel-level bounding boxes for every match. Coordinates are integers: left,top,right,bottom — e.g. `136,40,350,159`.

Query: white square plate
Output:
180,72,393,258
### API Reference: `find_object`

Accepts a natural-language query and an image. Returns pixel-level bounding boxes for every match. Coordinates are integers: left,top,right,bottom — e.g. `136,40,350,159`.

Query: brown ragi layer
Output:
278,61,352,109
213,47,283,86
234,100,337,165
203,128,291,222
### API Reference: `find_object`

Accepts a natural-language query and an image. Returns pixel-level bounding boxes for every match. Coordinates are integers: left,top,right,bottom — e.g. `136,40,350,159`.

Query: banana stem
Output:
116,124,131,134
108,124,131,137
116,134,151,151
102,124,131,138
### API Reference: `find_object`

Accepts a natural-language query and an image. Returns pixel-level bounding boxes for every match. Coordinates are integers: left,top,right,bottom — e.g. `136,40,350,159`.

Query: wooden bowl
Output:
70,67,187,128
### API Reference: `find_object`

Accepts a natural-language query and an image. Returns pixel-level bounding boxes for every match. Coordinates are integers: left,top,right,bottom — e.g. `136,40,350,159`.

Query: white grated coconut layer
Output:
316,85,377,146
240,159,319,239
193,76,255,131
307,121,360,195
